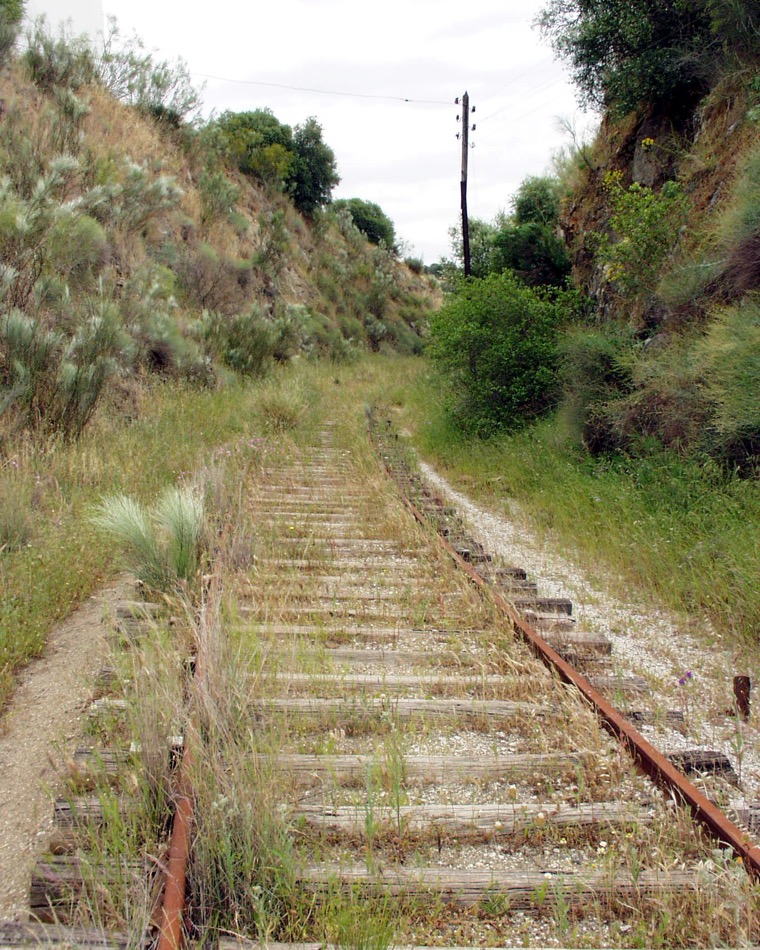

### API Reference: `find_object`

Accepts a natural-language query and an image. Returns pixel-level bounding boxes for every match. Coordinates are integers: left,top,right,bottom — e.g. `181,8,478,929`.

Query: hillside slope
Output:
0,32,437,444
558,71,760,466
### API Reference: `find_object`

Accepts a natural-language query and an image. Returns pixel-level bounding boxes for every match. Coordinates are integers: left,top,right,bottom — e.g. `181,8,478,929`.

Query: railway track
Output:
3,409,758,948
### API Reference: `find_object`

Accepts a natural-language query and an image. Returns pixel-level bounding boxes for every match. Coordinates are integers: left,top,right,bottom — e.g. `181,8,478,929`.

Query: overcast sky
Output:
99,0,595,262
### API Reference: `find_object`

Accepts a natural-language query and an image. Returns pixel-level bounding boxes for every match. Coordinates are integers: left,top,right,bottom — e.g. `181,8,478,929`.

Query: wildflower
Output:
535,811,547,827
508,784,517,800
641,137,655,151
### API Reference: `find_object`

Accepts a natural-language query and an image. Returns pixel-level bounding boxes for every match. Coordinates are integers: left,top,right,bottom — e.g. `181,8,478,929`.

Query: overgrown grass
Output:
396,362,760,647
0,378,271,712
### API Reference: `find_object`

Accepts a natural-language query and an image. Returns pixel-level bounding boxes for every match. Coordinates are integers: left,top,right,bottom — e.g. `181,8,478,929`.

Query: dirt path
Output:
420,460,760,811
0,581,126,919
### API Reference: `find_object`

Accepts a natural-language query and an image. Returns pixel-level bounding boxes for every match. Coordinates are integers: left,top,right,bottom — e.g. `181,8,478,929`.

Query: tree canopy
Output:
537,0,718,115
333,198,397,249
212,109,339,216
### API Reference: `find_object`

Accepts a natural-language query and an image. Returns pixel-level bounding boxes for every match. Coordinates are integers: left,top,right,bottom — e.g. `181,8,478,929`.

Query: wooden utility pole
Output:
459,91,471,277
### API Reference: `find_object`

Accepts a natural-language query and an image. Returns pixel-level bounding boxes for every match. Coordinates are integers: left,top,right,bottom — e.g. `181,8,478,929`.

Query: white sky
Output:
98,0,595,263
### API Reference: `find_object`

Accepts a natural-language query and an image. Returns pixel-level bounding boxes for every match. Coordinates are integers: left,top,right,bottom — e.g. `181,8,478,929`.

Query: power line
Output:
477,55,556,107
191,72,451,106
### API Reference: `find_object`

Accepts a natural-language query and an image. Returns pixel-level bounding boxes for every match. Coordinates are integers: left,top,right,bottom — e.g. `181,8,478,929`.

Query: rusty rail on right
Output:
408,493,760,879
369,415,760,880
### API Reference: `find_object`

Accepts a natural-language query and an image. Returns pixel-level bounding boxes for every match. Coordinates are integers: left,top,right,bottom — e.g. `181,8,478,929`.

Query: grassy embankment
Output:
390,359,760,653
0,369,317,713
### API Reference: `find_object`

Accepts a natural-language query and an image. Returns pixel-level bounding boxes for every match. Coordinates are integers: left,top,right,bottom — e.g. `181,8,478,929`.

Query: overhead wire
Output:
191,71,451,106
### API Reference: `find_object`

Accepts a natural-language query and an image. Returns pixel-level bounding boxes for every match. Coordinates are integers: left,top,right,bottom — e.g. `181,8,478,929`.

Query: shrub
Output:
597,177,689,316
175,244,251,316
332,198,396,249
558,324,636,452
200,307,278,377
46,212,108,288
429,272,562,437
0,301,124,439
537,0,717,115
23,18,96,91
0,2,21,67
512,175,562,226
198,171,239,228
97,17,202,125
492,221,571,287
697,297,760,468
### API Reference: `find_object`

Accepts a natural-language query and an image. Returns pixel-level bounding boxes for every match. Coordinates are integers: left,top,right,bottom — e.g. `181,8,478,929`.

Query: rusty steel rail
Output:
397,483,760,880
155,592,216,950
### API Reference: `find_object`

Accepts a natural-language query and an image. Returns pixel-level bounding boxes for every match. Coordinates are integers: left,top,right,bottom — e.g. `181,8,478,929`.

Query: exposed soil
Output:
0,580,127,919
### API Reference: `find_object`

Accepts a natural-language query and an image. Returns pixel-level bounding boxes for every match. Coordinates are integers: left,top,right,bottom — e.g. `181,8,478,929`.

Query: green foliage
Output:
290,116,340,216
429,272,561,436
213,110,339,216
448,217,498,278
23,17,96,91
91,486,205,593
558,323,637,452
0,301,125,439
214,109,294,186
597,177,689,312
332,198,396,249
696,296,760,468
537,0,718,114
717,141,760,247
97,17,202,125
512,175,562,226
46,213,107,288
492,221,571,287
0,0,22,66
198,171,239,228
0,0,23,23
200,307,282,377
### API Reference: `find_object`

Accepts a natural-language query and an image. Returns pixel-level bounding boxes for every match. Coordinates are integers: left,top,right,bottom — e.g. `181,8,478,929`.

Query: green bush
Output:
200,307,279,377
0,2,22,67
97,17,202,125
538,0,716,114
198,170,239,227
212,110,339,215
558,324,636,452
429,272,561,437
0,301,124,439
697,296,760,468
23,18,95,91
512,175,562,226
492,221,571,287
597,177,689,315
332,198,396,249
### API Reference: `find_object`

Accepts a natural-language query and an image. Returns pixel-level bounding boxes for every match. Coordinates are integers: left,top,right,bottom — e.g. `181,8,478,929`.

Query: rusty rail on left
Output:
155,591,214,950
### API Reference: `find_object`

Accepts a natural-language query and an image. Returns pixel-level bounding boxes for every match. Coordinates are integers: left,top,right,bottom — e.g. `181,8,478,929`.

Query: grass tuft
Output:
91,487,205,593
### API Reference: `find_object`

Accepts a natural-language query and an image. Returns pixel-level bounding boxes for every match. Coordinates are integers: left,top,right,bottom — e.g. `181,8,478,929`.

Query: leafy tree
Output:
492,221,571,287
212,111,339,215
448,217,498,278
214,109,294,185
512,175,562,226
290,117,340,216
429,272,562,436
332,198,396,249
537,0,717,115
